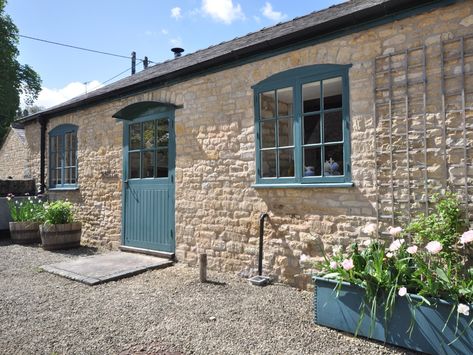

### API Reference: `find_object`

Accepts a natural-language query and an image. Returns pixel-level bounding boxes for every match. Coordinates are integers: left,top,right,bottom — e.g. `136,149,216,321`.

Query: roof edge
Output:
17,0,458,125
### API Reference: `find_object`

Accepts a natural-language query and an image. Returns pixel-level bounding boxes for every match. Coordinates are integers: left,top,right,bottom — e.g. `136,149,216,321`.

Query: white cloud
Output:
29,81,103,109
201,0,245,24
253,15,261,23
261,2,287,22
170,37,182,47
144,30,155,36
171,7,182,19
161,28,169,35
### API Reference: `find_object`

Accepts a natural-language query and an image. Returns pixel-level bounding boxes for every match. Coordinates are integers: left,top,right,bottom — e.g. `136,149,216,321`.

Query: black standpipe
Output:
258,212,269,276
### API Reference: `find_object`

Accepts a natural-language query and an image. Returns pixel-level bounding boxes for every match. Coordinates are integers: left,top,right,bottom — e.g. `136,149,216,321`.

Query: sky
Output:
6,0,344,109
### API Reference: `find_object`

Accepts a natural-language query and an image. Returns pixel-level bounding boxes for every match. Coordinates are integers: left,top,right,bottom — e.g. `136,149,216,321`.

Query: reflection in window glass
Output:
324,111,343,142
130,123,141,150
143,121,155,149
303,147,322,177
324,145,344,176
157,119,169,147
303,115,321,144
142,151,154,178
278,118,293,147
279,149,294,177
261,121,276,148
323,77,342,110
303,81,321,113
129,152,140,179
261,150,277,177
260,91,276,119
156,149,168,177
277,87,293,116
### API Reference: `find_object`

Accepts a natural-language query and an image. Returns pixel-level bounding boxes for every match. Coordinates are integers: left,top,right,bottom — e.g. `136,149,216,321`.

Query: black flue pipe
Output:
258,212,269,276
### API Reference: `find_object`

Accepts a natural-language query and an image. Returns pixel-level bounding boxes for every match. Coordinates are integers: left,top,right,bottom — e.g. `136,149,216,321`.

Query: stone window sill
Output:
48,186,80,191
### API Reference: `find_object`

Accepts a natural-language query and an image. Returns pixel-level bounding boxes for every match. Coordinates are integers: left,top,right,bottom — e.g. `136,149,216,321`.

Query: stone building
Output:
18,0,473,289
0,124,29,179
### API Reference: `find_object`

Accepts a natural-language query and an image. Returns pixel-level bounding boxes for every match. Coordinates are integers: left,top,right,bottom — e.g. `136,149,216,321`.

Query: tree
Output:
0,0,41,143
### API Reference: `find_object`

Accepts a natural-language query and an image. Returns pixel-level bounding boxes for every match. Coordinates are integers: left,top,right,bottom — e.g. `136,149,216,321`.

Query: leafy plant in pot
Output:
39,200,82,250
6,193,45,244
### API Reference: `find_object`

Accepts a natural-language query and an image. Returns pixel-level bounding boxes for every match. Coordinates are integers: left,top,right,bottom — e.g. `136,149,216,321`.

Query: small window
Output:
254,64,351,186
49,124,78,188
127,117,169,179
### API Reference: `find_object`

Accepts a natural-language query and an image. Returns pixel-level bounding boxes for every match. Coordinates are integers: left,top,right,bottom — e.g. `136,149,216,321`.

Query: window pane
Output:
57,135,63,160
129,152,140,179
261,150,277,178
324,145,344,176
278,118,293,147
56,168,62,185
129,123,141,150
260,91,276,119
303,81,321,113
261,121,276,148
65,138,71,166
71,168,76,184
277,87,293,117
324,111,343,143
50,136,56,153
65,167,70,184
50,169,56,186
143,121,155,149
324,77,342,109
303,114,321,144
157,119,169,147
156,149,168,177
303,147,322,177
142,151,154,178
279,149,294,177
50,151,57,168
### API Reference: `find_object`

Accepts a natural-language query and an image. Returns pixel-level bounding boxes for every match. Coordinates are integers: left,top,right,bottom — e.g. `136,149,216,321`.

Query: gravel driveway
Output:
0,239,412,355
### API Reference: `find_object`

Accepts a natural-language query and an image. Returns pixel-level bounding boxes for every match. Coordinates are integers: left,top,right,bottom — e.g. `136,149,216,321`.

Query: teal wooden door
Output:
122,110,175,253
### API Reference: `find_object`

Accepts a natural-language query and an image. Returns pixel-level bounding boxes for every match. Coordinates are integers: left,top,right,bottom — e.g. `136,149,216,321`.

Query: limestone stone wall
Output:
23,1,473,289
0,127,29,179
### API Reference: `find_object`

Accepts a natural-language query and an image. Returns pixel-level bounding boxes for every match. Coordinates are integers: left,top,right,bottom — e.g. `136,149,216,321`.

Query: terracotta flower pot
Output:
9,221,41,244
40,222,82,250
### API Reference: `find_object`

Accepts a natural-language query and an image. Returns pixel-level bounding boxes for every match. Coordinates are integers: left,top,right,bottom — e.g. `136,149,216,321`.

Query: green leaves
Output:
43,200,75,224
0,0,41,143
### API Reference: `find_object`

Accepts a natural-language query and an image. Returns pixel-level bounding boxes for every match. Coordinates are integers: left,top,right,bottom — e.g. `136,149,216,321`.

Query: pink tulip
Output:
341,259,354,271
406,245,418,254
460,230,473,244
425,241,442,254
329,261,338,269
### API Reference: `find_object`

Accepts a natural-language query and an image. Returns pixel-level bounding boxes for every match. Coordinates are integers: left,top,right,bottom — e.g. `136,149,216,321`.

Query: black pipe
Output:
39,117,47,194
258,212,269,276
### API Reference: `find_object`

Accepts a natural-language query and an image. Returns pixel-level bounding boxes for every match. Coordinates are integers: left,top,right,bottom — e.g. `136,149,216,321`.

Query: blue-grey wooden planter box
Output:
314,276,473,355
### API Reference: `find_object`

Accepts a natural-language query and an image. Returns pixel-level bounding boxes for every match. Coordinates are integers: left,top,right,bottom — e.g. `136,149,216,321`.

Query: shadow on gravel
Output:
48,245,99,257
203,280,227,286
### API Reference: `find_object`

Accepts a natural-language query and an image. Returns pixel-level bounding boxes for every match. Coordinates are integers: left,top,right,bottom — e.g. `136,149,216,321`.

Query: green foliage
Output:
406,193,467,256
42,200,75,225
0,0,41,143
6,193,45,222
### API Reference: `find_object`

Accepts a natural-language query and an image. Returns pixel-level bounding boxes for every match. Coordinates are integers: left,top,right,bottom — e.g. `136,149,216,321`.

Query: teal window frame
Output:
253,64,352,186
49,124,78,189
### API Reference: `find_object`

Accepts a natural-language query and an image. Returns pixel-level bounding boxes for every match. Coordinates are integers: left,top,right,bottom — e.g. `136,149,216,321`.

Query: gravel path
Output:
0,239,413,355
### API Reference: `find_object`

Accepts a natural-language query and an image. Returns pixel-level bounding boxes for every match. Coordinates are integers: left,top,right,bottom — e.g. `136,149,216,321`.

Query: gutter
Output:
17,0,456,125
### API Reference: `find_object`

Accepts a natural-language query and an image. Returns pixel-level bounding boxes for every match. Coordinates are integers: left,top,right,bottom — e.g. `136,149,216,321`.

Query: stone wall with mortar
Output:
0,127,29,179
23,1,473,289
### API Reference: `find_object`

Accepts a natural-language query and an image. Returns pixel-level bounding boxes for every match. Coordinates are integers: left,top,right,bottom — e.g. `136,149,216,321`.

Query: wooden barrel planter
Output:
9,221,41,244
40,222,82,250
